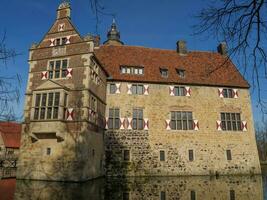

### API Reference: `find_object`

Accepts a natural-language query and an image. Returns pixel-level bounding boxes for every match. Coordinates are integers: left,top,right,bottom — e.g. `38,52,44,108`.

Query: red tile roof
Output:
0,122,21,148
0,179,16,200
94,45,249,88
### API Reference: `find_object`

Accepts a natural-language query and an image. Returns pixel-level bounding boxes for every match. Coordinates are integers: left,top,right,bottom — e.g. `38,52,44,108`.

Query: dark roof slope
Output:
94,45,249,88
0,122,21,148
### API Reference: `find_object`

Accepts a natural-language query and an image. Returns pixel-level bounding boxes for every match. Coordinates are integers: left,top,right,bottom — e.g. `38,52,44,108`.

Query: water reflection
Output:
14,175,263,200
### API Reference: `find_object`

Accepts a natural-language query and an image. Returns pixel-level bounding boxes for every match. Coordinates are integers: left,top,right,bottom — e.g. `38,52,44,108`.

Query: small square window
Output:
160,68,168,78
176,69,185,78
47,148,51,155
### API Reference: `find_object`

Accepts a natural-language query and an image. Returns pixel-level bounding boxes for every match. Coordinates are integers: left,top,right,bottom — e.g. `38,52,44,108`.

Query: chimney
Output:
176,40,187,55
93,35,101,47
57,1,71,19
217,42,228,55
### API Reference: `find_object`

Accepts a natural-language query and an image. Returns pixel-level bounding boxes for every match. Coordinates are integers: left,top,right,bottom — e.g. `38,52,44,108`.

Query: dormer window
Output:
176,69,185,78
160,68,168,78
121,66,144,75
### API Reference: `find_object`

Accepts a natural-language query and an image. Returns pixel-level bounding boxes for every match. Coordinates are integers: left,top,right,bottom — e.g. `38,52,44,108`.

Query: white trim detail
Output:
166,119,171,130
144,118,149,130
127,118,132,130
144,85,149,95
216,120,222,131
115,83,121,94
169,86,175,96
127,84,132,94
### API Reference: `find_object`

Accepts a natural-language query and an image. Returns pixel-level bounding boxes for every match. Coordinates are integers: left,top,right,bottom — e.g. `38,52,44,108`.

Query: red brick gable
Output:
0,122,21,148
94,45,249,88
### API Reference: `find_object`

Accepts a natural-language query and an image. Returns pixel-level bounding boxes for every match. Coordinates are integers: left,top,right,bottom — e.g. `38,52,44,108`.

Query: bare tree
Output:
0,32,20,121
195,0,267,114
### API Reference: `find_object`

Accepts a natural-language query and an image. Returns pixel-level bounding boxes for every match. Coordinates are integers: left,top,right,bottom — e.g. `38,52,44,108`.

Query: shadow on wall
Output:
14,175,263,200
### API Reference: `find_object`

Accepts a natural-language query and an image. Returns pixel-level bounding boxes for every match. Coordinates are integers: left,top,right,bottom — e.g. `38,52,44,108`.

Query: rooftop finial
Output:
103,19,124,46
57,0,71,19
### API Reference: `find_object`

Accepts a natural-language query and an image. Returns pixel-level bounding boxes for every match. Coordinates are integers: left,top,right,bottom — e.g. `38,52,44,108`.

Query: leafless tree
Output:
0,32,20,121
195,0,267,114
256,122,267,161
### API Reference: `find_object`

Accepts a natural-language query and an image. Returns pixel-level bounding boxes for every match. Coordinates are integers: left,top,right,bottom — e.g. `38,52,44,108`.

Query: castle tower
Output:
103,19,124,46
16,2,106,181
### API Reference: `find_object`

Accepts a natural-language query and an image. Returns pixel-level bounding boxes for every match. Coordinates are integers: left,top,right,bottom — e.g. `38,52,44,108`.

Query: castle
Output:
16,2,261,181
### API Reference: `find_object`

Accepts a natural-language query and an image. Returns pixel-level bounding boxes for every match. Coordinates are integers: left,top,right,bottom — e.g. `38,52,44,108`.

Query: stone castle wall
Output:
105,82,261,176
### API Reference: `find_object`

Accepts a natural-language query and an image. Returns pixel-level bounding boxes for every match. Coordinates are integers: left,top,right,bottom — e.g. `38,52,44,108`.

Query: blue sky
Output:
0,0,266,125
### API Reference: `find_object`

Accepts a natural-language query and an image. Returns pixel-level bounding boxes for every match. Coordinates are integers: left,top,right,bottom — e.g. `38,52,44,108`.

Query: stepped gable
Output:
0,122,21,148
94,45,249,88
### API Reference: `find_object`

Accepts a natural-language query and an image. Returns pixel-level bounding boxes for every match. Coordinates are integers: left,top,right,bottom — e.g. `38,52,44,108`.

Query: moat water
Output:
1,168,267,199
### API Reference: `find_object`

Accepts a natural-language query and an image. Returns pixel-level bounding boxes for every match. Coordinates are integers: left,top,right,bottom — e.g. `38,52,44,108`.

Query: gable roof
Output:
94,45,249,88
0,122,21,148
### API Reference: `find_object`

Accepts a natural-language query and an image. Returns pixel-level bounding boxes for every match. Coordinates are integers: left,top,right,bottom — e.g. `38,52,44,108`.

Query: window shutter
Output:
127,118,132,130
127,84,132,94
41,71,48,80
144,118,149,130
218,88,224,98
66,108,74,121
115,83,121,94
193,120,199,131
233,89,238,98
58,23,65,31
216,120,222,131
169,86,175,96
66,68,73,78
185,86,191,96
50,39,55,47
120,118,125,129
144,85,149,95
242,121,247,131
165,119,171,130
105,117,109,129
66,36,71,44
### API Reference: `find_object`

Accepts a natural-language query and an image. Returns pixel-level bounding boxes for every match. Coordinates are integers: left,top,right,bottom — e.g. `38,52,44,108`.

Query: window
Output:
123,150,130,161
170,111,193,130
110,83,116,94
90,59,100,85
90,95,97,123
47,148,51,155
131,84,144,95
132,109,143,130
121,66,144,75
174,86,186,96
160,150,165,161
160,191,166,200
108,108,120,129
176,69,185,78
54,37,68,46
221,113,241,131
160,68,168,78
92,149,95,157
189,149,194,161
123,193,129,200
48,59,68,79
226,150,232,160
7,151,14,155
222,88,234,98
190,190,196,200
230,190,235,200
34,92,60,120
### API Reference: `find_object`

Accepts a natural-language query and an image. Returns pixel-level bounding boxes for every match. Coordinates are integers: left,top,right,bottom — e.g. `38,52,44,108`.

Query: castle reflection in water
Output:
14,175,263,200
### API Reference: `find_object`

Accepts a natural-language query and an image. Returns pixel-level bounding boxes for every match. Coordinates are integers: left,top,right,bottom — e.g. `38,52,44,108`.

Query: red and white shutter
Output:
218,88,224,98
165,119,171,130
144,85,149,95
193,120,199,131
216,120,222,131
169,86,175,96
105,117,109,129
115,83,121,94
66,68,73,78
233,89,238,98
242,121,247,131
66,108,74,121
185,86,191,97
127,84,132,94
144,118,149,130
120,118,125,130
50,39,55,47
41,71,48,80
66,36,71,44
127,118,132,130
